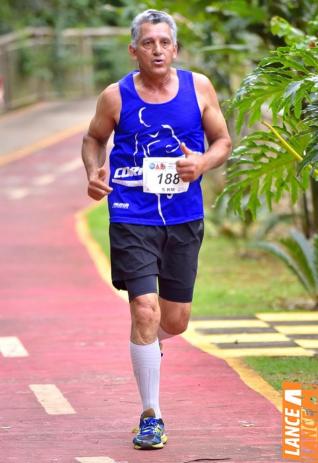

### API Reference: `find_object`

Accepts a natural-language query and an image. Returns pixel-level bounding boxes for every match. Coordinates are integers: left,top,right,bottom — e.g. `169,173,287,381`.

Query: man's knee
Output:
163,317,189,335
131,294,160,327
160,300,191,335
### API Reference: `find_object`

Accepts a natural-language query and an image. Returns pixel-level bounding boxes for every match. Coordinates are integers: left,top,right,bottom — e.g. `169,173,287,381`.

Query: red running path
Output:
0,133,282,463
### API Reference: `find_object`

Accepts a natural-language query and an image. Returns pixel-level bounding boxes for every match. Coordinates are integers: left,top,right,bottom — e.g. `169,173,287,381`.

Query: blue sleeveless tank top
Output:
107,69,205,225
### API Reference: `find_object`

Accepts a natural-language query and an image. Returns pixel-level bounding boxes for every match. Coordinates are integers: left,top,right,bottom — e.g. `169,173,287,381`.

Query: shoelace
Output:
140,417,161,435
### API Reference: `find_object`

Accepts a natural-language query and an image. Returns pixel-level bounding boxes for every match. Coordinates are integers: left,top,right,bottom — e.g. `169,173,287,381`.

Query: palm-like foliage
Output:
255,231,318,306
220,21,318,222
224,127,312,219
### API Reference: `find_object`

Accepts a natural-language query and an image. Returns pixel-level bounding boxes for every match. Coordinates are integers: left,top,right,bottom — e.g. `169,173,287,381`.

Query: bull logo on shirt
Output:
132,107,181,166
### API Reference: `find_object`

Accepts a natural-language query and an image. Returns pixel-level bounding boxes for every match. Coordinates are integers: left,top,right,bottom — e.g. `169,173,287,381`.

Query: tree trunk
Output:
301,192,311,238
311,177,318,235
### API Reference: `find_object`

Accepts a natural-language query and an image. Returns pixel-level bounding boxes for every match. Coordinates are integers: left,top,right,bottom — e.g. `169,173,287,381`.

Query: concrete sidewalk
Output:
0,97,96,156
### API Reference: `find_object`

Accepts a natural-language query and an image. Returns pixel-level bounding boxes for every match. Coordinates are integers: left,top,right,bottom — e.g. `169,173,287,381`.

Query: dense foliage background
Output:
0,0,125,33
1,0,318,305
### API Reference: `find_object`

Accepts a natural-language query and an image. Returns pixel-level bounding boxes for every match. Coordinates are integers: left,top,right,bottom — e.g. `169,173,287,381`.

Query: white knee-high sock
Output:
130,339,161,418
158,325,176,341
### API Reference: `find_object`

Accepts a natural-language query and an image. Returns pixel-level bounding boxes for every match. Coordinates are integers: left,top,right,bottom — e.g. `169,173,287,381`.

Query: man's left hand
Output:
176,142,204,182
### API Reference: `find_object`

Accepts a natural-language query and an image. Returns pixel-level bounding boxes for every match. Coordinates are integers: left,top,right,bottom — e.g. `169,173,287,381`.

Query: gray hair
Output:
131,9,177,47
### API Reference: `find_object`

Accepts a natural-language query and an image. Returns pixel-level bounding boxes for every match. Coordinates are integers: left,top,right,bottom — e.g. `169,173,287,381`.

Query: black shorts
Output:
109,220,204,303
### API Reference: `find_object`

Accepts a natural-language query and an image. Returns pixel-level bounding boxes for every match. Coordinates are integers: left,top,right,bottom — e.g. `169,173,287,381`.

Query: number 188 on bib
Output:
143,157,189,194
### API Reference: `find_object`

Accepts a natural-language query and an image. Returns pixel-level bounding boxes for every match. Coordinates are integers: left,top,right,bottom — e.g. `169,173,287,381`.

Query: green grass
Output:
193,230,308,317
86,202,318,391
86,202,110,258
244,357,318,391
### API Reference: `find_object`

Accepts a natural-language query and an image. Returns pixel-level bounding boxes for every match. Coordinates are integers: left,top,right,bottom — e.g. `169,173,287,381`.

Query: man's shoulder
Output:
101,82,120,100
177,68,212,90
97,82,121,112
192,72,216,103
93,82,122,122
192,71,212,88
99,70,133,102
190,71,218,110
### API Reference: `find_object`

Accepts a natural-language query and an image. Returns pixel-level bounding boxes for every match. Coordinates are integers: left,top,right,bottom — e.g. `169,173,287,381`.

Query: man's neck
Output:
136,68,175,91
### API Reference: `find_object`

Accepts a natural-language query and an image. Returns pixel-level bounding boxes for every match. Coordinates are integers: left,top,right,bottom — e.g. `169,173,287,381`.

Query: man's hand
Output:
176,143,205,182
88,167,113,200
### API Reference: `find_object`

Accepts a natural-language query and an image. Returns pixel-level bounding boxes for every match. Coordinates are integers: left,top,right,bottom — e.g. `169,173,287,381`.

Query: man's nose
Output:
153,42,162,54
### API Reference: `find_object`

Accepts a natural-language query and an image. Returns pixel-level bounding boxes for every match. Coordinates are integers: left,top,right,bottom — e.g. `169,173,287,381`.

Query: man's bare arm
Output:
81,83,120,200
177,73,232,182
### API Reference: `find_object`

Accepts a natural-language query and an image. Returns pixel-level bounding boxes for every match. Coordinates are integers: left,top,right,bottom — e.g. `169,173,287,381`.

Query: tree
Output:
0,0,126,33
219,16,318,236
117,0,318,99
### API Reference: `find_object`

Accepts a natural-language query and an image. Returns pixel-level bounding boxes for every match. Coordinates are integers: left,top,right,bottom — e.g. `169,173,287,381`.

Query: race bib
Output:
143,157,189,194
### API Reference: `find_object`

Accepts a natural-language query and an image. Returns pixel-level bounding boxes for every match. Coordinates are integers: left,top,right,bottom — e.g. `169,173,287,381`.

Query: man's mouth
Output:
153,59,164,65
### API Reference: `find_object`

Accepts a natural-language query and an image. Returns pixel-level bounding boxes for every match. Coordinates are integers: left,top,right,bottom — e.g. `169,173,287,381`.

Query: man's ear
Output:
128,44,137,60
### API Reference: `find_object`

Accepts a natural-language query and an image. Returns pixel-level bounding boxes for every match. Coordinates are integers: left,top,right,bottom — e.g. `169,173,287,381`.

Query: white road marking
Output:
295,339,318,349
190,319,269,328
6,187,30,199
0,336,29,357
32,174,56,186
258,312,318,321
276,325,318,335
58,158,83,174
75,458,124,463
206,332,290,343
29,384,76,415
4,158,82,200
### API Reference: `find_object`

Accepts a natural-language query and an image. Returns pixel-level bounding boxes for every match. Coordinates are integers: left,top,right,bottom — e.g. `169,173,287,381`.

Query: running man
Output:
81,9,232,450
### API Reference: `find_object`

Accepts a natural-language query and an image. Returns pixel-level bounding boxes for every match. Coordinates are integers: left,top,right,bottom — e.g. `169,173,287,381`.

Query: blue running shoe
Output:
133,409,168,450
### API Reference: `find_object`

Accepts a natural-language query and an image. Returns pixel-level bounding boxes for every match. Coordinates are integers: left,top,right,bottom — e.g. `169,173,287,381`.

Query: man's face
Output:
129,22,177,75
